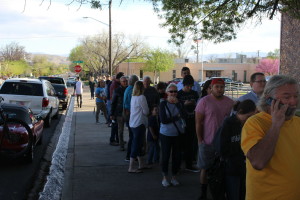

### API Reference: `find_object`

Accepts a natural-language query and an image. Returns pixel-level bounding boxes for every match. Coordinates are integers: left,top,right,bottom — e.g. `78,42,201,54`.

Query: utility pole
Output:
108,0,112,76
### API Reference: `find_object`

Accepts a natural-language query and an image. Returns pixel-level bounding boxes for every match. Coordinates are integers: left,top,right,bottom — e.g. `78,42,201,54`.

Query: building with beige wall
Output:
117,61,257,83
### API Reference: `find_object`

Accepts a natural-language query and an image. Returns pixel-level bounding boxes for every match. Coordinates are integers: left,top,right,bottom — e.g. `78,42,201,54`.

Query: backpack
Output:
207,118,228,200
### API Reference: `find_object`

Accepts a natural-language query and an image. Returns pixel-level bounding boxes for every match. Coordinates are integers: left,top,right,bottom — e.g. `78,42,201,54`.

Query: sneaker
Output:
109,142,119,146
162,179,170,187
185,166,200,173
96,121,100,124
124,157,130,162
170,178,180,186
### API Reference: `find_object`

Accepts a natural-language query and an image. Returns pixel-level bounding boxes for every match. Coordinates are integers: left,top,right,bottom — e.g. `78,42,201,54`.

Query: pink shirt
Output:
195,94,234,144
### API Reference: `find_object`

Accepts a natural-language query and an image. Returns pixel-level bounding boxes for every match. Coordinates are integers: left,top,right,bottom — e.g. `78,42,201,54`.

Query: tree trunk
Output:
280,13,300,83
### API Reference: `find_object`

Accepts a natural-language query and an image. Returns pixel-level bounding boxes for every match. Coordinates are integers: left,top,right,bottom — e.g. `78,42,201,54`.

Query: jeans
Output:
117,116,125,148
126,122,133,158
130,124,146,158
147,140,160,164
106,100,111,123
225,175,245,200
90,87,95,99
76,94,82,107
181,119,197,168
110,121,119,143
160,134,180,176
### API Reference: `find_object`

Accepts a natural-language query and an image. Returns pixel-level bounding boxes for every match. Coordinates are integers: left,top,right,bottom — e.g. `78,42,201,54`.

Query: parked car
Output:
39,76,69,110
0,103,44,162
0,78,59,127
266,75,273,82
200,77,244,87
167,78,183,85
66,77,76,87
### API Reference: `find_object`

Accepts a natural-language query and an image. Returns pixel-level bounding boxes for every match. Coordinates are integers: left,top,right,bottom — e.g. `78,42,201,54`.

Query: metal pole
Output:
108,0,112,76
127,59,130,75
201,39,204,82
196,42,199,63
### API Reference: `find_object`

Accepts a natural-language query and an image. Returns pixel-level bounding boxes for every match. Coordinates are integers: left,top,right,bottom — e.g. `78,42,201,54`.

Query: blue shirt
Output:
238,90,260,104
95,87,106,103
123,85,133,110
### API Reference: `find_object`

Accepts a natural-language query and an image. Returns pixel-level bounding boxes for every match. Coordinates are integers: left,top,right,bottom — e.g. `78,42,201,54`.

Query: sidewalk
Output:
61,88,203,200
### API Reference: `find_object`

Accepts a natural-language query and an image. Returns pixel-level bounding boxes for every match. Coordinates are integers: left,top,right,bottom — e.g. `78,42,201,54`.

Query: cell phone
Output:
266,97,295,116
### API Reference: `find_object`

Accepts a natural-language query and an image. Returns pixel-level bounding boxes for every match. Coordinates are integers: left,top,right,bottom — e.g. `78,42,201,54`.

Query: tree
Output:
0,42,28,61
256,58,279,75
31,55,54,77
206,54,218,63
267,49,280,59
143,48,175,82
1,60,29,77
149,0,300,45
69,31,148,76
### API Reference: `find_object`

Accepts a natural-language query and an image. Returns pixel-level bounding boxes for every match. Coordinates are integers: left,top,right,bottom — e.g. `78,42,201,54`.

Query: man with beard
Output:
195,78,234,199
241,75,300,200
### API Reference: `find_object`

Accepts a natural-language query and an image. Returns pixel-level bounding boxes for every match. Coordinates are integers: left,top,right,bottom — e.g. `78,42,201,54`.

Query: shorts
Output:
197,143,216,170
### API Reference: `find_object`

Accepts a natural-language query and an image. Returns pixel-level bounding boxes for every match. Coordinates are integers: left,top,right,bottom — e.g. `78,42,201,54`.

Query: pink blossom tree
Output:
256,58,279,75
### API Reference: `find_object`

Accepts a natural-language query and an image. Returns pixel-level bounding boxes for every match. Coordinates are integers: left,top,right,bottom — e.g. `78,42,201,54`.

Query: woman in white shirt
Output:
128,81,149,173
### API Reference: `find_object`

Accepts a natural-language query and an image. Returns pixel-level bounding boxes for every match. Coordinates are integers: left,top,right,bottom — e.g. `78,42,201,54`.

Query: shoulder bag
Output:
164,102,185,135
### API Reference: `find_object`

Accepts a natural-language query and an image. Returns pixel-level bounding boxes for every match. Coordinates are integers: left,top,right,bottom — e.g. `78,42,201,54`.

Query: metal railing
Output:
224,83,251,100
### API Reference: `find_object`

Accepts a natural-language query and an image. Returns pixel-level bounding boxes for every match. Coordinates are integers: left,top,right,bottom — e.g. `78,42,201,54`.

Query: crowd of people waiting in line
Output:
79,68,299,200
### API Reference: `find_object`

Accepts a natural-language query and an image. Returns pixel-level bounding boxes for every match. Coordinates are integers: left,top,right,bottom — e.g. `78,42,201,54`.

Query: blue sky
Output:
0,0,281,59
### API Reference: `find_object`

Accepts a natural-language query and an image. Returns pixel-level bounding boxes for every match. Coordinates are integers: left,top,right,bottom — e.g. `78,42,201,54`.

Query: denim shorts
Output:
197,143,216,170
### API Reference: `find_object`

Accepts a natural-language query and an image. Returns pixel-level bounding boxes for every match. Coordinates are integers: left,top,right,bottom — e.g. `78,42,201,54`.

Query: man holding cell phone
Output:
241,75,300,200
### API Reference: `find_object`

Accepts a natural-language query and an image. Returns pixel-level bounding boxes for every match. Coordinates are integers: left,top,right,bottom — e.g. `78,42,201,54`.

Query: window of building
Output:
206,71,221,78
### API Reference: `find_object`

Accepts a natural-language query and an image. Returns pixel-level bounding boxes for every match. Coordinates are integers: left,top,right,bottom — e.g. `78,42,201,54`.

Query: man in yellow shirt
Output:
241,75,300,200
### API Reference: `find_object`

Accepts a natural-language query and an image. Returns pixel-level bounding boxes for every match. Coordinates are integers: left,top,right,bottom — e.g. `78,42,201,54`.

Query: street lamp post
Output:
108,0,112,76
83,8,112,76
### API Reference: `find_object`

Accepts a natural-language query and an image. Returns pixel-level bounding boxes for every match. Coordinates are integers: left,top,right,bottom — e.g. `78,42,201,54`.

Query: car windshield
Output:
40,77,64,84
0,107,31,124
0,82,43,96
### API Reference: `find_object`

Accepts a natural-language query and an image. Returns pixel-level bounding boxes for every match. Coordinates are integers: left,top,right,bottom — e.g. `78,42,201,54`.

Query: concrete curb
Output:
39,97,74,200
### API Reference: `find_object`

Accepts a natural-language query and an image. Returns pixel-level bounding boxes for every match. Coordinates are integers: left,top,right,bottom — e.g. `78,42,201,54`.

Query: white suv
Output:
0,78,59,127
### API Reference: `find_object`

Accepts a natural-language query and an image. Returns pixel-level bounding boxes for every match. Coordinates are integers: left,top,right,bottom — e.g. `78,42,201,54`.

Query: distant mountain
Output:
204,52,268,59
28,53,70,65
188,51,268,62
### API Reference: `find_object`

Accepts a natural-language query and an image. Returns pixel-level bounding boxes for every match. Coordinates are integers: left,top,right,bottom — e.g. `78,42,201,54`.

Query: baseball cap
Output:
211,78,225,85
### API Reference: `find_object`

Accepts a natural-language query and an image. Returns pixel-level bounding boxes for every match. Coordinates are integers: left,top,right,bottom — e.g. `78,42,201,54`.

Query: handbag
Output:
165,102,185,135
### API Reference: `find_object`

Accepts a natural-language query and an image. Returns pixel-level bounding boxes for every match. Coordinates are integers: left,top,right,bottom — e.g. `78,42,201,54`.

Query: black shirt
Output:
177,89,199,118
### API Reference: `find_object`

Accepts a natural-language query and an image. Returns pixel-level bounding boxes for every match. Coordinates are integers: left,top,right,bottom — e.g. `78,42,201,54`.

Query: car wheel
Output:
44,112,52,128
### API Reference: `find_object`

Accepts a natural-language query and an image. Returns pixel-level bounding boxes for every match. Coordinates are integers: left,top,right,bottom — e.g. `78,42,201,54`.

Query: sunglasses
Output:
168,90,178,93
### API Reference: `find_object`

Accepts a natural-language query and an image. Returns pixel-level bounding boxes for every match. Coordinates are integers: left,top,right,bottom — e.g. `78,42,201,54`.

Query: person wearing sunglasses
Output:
159,83,186,187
